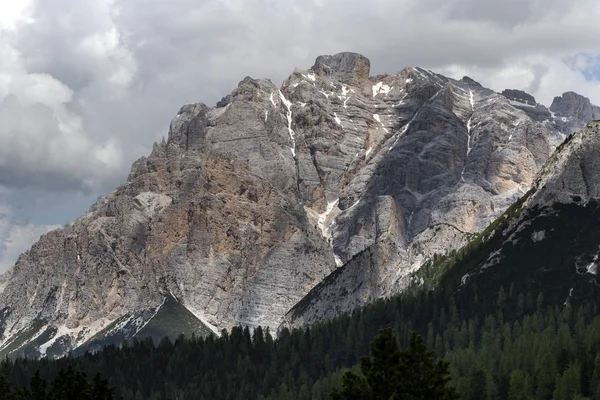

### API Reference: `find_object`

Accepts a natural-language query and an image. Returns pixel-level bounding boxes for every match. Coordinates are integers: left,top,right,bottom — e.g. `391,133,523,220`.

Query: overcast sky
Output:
0,0,599,272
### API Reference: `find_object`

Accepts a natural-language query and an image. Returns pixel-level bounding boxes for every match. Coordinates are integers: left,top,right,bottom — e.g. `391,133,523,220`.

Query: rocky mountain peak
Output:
501,89,537,106
549,91,600,135
311,52,371,85
460,76,482,87
532,120,600,205
551,91,600,118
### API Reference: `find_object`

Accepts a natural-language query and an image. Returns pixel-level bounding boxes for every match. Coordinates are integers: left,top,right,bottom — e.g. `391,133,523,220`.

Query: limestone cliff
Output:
0,52,593,357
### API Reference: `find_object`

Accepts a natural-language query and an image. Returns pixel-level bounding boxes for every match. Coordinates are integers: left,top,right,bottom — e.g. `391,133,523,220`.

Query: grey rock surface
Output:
532,121,600,206
502,89,537,105
0,52,597,356
281,60,597,329
550,91,600,134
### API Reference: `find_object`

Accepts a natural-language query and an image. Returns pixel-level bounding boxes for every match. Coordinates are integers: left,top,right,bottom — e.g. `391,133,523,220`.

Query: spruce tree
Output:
330,328,458,400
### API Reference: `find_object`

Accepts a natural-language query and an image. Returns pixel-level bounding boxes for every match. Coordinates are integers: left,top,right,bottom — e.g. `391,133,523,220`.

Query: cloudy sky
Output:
0,0,599,271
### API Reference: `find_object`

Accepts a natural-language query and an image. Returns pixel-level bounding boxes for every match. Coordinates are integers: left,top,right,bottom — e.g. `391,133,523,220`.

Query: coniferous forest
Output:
0,272,598,400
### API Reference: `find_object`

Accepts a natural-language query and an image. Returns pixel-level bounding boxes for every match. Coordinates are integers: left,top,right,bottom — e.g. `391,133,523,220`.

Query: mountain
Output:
0,52,596,358
281,70,597,329
455,120,600,300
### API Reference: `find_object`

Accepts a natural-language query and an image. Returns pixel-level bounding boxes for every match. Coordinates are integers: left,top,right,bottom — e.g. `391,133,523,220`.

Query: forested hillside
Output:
0,269,598,400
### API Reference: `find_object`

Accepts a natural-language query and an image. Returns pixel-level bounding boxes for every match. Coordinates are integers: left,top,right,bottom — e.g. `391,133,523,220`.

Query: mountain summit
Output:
0,52,596,358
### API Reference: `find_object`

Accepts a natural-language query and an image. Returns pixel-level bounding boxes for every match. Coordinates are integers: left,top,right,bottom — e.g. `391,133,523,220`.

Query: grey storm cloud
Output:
2,0,600,195
0,0,599,272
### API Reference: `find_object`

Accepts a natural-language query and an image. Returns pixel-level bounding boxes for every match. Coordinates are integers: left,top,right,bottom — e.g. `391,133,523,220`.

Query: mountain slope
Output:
282,73,591,329
417,121,600,311
0,52,595,357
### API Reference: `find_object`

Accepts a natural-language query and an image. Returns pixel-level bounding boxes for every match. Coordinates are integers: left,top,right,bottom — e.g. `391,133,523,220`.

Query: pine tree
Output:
29,371,47,400
330,329,459,400
554,363,581,400
590,354,600,400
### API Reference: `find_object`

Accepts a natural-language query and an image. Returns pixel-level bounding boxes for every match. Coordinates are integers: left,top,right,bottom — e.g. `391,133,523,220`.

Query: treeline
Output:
0,281,597,399
0,366,114,399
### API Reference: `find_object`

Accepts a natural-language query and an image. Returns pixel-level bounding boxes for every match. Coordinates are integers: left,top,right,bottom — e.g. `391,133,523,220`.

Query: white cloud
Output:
0,1,33,31
0,202,59,273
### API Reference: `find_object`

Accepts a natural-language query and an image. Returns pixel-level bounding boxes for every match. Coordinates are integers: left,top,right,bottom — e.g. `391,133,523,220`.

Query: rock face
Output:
532,121,600,206
0,52,596,357
550,92,600,134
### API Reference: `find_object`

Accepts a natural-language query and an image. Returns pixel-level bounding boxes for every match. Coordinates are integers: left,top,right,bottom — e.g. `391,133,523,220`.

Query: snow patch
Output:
319,90,332,99
372,82,392,97
304,72,316,82
373,114,389,133
38,325,72,357
587,263,597,275
264,110,268,122
334,113,342,126
509,100,537,108
278,90,296,157
334,254,343,267
366,147,373,157
315,199,340,240
461,273,472,285
564,287,574,306
269,92,276,107
531,230,545,243
469,89,475,111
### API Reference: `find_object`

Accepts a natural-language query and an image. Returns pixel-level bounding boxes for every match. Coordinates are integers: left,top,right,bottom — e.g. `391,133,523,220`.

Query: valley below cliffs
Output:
0,52,597,358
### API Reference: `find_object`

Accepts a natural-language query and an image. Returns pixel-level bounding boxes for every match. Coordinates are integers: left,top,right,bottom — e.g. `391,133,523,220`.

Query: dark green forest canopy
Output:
0,280,598,399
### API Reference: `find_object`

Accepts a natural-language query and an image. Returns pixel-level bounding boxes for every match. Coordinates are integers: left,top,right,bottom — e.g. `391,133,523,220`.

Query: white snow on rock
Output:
304,72,316,82
469,89,475,110
509,100,537,108
278,90,296,156
319,90,332,99
334,254,343,267
372,82,392,97
334,113,342,126
317,199,340,239
373,114,389,133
